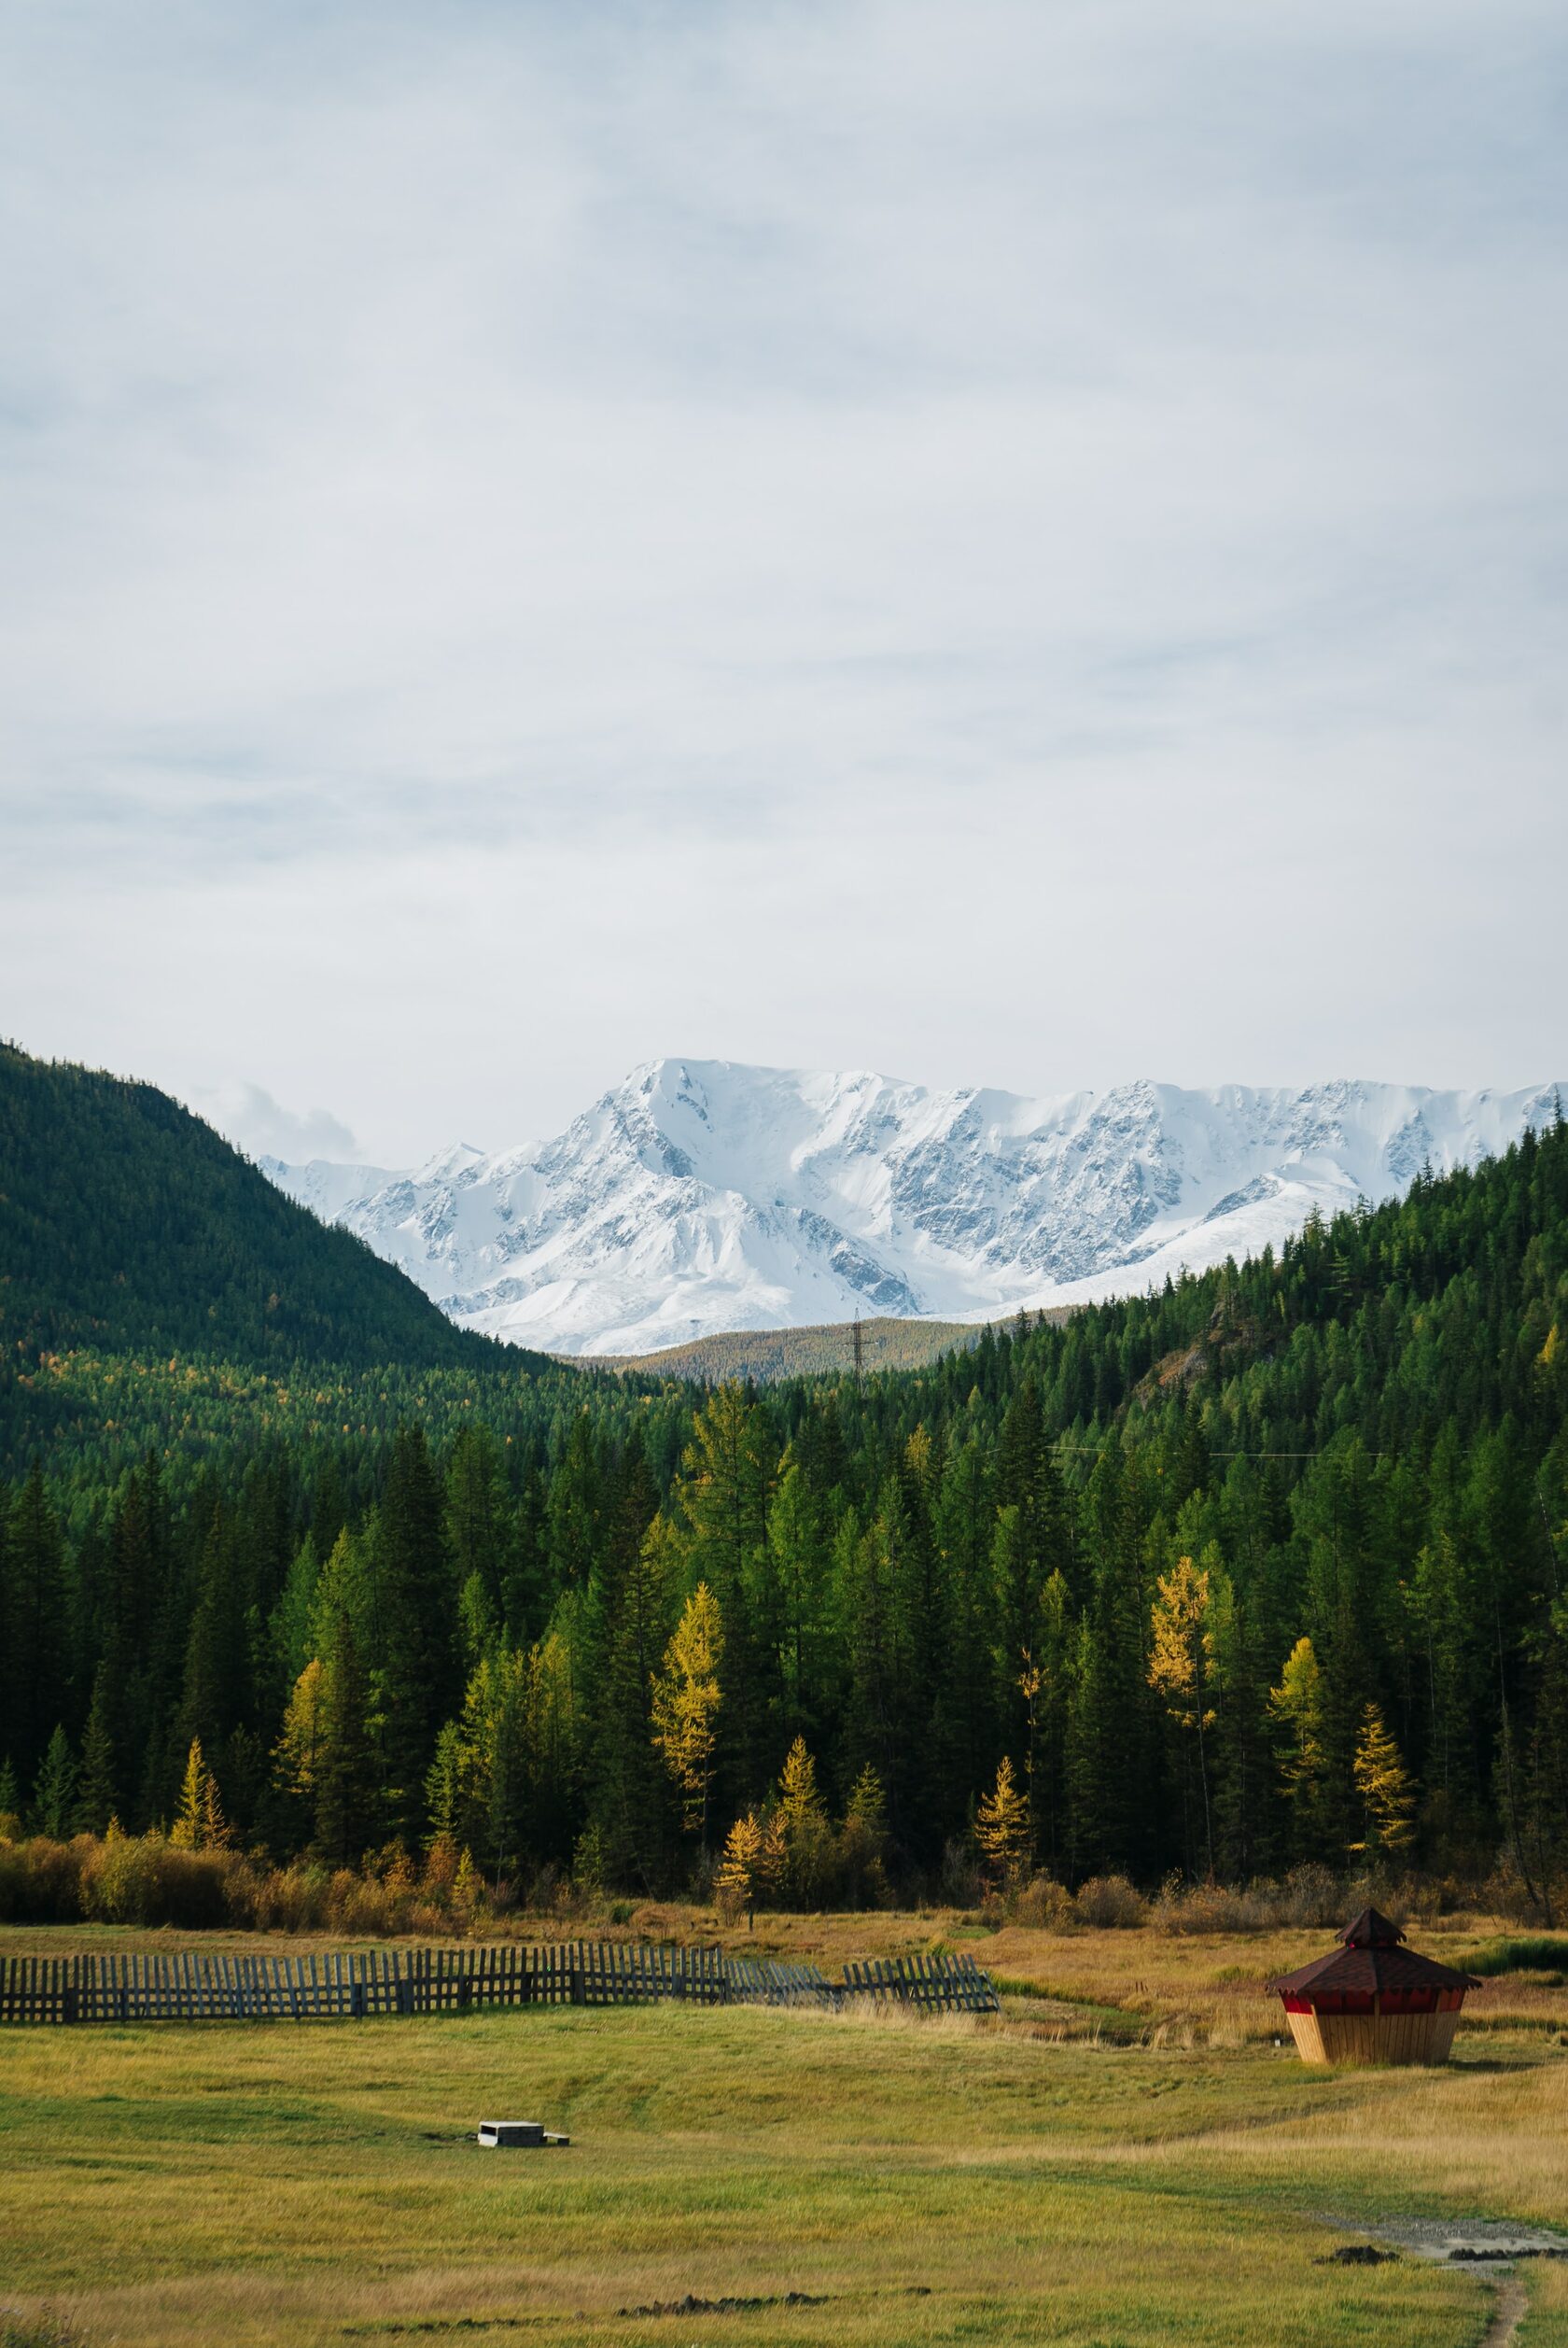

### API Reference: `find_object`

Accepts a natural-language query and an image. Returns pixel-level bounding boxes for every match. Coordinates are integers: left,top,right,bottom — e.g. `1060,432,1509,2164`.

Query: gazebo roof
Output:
1271,1909,1480,1999
1337,1905,1405,1948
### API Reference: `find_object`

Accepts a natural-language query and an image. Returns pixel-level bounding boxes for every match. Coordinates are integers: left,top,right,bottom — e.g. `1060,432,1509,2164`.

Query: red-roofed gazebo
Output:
1270,1909,1479,2067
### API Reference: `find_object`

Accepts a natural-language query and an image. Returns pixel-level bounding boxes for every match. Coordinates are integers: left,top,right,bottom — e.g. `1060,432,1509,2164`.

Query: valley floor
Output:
1,1922,1566,2348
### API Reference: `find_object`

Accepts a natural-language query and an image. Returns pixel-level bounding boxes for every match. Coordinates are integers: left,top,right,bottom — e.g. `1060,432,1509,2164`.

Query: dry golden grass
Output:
1,1934,1565,2348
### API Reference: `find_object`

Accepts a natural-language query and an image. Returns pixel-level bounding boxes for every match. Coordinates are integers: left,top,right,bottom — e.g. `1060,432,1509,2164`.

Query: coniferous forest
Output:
2,1047,1566,1917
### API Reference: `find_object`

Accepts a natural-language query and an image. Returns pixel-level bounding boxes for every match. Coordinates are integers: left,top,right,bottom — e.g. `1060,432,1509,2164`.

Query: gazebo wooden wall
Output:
1281,2000,1463,2068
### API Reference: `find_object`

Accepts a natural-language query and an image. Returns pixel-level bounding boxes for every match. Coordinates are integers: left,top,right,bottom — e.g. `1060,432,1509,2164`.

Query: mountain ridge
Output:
263,1059,1566,1357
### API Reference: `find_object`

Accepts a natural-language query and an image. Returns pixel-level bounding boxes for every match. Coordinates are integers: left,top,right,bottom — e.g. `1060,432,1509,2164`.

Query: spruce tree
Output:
315,1614,379,1867
371,1427,458,1842
74,1669,119,1833
32,1724,77,1838
5,1466,71,1779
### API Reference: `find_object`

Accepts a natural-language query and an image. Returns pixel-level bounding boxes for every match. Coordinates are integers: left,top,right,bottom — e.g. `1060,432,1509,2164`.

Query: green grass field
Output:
2,1930,1566,2348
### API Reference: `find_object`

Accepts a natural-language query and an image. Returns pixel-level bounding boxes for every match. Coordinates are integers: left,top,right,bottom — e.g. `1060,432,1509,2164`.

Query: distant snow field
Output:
261,1062,1563,1357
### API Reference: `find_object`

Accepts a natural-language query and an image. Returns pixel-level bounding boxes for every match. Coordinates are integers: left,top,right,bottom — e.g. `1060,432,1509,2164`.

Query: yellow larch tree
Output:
975,1754,1032,1888
1269,1635,1333,1853
1351,1702,1418,1859
651,1582,724,1849
1148,1554,1220,1879
714,1808,767,1923
169,1737,231,1851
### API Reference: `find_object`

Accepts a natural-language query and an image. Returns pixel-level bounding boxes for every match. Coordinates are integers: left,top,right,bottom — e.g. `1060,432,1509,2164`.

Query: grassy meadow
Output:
2,1919,1566,2348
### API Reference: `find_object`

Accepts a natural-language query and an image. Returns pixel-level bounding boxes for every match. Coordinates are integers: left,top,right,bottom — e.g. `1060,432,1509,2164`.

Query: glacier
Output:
261,1062,1565,1357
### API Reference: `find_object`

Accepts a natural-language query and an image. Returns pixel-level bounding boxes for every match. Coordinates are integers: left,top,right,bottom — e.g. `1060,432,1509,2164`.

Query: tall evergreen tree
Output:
370,1427,458,1841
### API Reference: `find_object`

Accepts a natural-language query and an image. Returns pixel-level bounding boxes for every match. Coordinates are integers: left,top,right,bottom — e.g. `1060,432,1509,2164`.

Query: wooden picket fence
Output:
841,1953,1001,2013
724,1955,837,2006
0,1942,997,2026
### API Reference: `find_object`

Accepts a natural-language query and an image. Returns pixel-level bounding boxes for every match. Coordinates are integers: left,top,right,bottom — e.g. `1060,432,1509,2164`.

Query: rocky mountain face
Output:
263,1062,1562,1356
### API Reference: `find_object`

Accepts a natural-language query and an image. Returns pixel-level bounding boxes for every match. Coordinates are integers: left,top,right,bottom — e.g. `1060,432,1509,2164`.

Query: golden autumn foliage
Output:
651,1582,725,1845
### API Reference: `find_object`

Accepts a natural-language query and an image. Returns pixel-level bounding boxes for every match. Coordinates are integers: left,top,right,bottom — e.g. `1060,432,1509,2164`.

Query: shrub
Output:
0,1836,91,1923
1150,1879,1271,1934
80,1833,233,1928
1477,1862,1567,1926
1005,1874,1074,1928
1270,1864,1346,1928
249,1860,332,1933
1072,1875,1147,1928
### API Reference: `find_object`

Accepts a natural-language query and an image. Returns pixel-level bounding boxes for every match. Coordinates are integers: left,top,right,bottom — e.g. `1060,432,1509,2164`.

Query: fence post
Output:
570,1965,585,2007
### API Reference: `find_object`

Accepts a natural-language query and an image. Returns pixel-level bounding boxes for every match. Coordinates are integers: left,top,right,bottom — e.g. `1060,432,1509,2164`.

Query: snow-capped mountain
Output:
261,1063,1563,1357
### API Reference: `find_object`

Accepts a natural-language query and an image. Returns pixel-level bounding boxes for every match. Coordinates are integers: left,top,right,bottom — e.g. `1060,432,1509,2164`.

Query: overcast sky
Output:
2,0,1564,1164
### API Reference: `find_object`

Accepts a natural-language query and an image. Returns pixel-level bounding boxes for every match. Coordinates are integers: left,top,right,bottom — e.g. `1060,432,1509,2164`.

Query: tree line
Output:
3,1117,1566,1911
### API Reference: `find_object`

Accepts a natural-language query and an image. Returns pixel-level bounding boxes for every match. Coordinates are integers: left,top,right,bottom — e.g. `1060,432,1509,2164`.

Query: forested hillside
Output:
2,1105,1565,1912
0,1044,526,1372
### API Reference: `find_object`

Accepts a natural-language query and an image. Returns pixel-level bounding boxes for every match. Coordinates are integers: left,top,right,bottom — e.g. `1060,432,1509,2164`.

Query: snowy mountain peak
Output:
261,1066,1564,1356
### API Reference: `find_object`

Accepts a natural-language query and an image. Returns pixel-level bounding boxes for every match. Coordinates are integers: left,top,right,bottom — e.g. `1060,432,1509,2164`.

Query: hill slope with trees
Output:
1,1087,1564,1921
0,1043,532,1373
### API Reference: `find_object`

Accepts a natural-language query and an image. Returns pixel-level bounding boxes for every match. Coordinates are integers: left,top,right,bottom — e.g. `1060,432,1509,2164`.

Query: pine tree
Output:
547,1411,600,1591
839,1487,918,1845
651,1582,724,1849
838,1765,889,1907
179,1499,246,1763
74,1668,119,1833
589,1512,679,1890
931,1436,997,1830
371,1427,458,1843
670,1386,774,1790
315,1614,379,1867
1517,1605,1568,1923
444,1425,515,1626
4,1467,71,1780
425,1719,467,1845
763,1458,831,1746
32,1724,77,1839
519,1626,582,1869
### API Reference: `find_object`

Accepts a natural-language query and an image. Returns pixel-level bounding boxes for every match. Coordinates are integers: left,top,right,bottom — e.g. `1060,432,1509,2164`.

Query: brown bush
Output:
1072,1875,1148,1928
994,1874,1071,1928
0,1835,91,1922
79,1831,236,1927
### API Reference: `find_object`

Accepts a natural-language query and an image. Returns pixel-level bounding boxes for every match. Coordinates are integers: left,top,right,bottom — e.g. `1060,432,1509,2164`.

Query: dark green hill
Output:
0,1043,539,1373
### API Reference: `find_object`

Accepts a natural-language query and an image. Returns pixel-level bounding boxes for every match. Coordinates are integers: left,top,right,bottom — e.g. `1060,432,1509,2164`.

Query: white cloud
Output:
0,0,1563,1158
192,1081,360,1165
